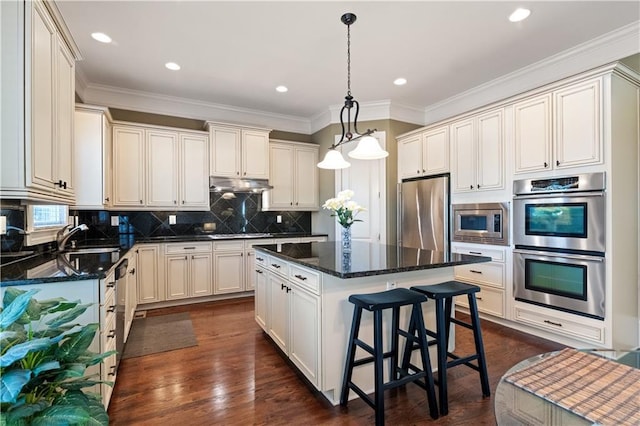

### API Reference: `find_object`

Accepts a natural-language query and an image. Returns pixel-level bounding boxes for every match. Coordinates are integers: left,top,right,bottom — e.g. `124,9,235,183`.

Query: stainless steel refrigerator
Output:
398,174,450,253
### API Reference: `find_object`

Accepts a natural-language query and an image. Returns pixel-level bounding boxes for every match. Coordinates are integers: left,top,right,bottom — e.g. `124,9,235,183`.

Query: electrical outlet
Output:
110,216,119,226
386,281,397,290
169,215,177,225
0,216,6,235
276,215,282,223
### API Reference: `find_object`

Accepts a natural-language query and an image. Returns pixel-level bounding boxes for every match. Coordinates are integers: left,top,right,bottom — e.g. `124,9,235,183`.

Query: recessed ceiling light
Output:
509,8,531,23
394,78,407,86
165,62,181,71
91,32,112,43
276,85,288,93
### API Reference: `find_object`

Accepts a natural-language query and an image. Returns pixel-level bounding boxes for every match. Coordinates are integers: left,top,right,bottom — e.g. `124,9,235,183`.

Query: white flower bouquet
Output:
322,189,366,228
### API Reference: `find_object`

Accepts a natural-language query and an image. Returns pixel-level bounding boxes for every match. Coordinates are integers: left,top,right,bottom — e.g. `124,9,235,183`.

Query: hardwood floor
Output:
108,298,565,425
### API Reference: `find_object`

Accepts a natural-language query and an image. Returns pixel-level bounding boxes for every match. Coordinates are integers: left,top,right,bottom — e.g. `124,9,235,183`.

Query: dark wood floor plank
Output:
108,298,565,425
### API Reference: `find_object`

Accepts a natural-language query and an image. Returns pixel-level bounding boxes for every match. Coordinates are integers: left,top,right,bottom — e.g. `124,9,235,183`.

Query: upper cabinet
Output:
514,78,603,174
451,108,504,193
207,122,271,179
262,140,319,211
112,122,209,210
397,125,449,180
1,0,80,203
73,105,113,209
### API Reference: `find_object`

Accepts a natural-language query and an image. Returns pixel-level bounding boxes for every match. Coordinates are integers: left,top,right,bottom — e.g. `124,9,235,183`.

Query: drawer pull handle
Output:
476,296,483,301
183,247,196,250
286,286,291,293
107,305,116,313
256,269,263,274
256,257,264,261
271,264,281,269
281,283,286,290
107,330,116,339
294,274,307,281
108,365,116,376
107,282,116,288
470,270,483,274
469,251,483,255
544,319,563,327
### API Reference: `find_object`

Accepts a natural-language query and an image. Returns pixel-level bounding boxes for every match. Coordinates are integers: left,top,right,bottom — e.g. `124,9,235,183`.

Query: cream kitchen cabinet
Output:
451,108,504,193
123,252,138,341
397,126,449,180
263,140,319,210
165,242,213,300
245,239,274,291
513,78,603,174
213,241,245,294
136,244,164,304
254,260,269,331
73,105,113,209
207,122,271,179
112,122,209,210
0,0,79,203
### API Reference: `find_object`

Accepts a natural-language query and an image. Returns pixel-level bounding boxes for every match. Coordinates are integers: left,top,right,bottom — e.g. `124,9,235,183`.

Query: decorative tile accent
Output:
0,206,26,253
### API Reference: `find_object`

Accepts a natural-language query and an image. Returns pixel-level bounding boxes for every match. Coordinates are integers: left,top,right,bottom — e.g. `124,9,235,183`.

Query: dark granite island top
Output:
253,241,491,279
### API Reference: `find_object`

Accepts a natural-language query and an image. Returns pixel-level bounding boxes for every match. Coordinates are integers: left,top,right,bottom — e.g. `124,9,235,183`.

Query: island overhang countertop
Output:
253,241,491,279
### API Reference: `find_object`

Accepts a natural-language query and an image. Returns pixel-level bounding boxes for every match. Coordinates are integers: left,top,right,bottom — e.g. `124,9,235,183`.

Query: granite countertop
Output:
254,241,492,279
0,233,328,286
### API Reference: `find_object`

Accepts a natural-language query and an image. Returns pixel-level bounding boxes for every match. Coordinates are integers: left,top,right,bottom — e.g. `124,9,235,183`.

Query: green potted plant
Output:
0,287,114,425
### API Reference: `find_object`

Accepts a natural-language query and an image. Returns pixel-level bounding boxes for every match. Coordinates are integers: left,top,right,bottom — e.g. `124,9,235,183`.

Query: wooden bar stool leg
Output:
373,309,385,426
400,309,417,372
413,303,439,420
468,293,490,397
340,306,363,406
390,306,400,381
434,298,449,415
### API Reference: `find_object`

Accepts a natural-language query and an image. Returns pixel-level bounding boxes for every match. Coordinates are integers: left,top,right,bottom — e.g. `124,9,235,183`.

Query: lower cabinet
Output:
124,253,137,341
254,263,269,330
165,242,213,300
213,241,245,294
136,244,163,304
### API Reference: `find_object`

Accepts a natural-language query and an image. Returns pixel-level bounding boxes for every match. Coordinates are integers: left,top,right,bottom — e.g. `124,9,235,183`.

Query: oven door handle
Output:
514,248,604,262
513,191,604,200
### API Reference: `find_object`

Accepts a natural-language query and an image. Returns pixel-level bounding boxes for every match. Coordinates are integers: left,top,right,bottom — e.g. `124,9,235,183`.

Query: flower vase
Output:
341,226,352,252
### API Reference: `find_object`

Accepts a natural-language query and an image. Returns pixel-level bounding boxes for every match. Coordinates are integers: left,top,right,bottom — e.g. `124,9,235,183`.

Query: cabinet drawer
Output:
455,262,504,288
452,245,505,262
165,242,212,254
101,313,117,350
514,304,604,345
456,285,504,318
213,241,244,251
100,289,116,325
268,256,289,276
101,350,117,407
289,264,320,294
254,252,269,268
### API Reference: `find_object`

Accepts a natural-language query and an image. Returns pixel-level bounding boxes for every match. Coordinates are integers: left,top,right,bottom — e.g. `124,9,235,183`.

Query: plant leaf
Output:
59,379,107,390
55,324,99,363
45,303,92,328
31,405,92,426
53,363,86,381
0,289,39,329
4,400,50,424
0,338,53,368
33,360,60,376
0,369,31,404
51,390,109,425
47,301,79,313
80,350,117,367
0,330,18,340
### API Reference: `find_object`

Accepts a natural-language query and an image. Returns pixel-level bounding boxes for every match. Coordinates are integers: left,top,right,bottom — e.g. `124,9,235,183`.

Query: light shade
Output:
317,150,351,169
347,136,389,160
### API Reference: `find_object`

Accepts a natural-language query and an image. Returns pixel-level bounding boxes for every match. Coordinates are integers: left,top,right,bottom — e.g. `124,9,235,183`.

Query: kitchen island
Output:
253,241,491,405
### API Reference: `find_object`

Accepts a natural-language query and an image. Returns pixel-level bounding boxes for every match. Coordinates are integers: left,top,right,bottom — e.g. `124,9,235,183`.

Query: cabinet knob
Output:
556,160,560,166
105,197,110,202
543,162,548,168
244,172,246,176
107,330,116,339
54,180,67,189
295,202,298,206
237,172,240,176
129,268,135,275
281,283,286,290
477,184,481,189
182,200,185,204
422,169,426,173
290,202,293,206
256,269,263,274
174,200,177,204
140,200,143,204
470,185,474,190
286,286,291,293
417,170,420,174
108,365,117,376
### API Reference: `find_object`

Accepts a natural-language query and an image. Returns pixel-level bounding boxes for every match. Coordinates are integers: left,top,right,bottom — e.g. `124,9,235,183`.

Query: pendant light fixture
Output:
317,13,389,170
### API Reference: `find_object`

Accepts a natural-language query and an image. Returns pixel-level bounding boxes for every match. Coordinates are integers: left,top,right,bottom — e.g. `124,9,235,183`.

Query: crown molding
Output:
79,83,312,134
423,20,640,126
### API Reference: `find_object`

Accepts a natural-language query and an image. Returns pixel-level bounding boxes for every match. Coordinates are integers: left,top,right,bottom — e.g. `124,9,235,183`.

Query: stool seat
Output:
349,288,427,311
411,281,480,299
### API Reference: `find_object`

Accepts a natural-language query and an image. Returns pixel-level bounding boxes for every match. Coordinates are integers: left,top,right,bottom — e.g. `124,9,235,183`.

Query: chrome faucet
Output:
57,224,89,251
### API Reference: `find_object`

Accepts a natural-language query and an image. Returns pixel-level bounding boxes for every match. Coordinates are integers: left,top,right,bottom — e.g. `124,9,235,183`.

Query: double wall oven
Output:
513,172,606,320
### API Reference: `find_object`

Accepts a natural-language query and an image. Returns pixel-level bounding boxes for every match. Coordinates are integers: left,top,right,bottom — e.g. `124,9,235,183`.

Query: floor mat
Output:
122,312,197,359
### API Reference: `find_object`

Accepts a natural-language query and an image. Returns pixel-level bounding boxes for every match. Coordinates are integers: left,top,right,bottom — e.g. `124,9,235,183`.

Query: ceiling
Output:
56,1,640,131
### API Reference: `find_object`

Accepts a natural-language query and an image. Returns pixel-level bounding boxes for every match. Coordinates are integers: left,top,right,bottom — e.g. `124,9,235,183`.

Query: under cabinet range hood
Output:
209,176,273,193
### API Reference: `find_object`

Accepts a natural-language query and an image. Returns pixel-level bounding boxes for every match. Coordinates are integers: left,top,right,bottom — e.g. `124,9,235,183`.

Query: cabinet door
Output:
554,79,602,169
213,251,244,294
422,126,449,175
147,130,178,207
513,94,552,174
294,147,319,209
113,126,145,207
289,284,320,386
74,109,105,208
451,118,476,193
124,254,137,341
54,35,75,199
29,0,56,191
190,253,213,297
398,135,423,179
210,126,241,177
245,251,257,291
267,143,294,208
137,245,162,304
254,267,268,331
179,133,209,209
268,274,289,353
476,109,504,190
242,130,269,179
165,255,189,300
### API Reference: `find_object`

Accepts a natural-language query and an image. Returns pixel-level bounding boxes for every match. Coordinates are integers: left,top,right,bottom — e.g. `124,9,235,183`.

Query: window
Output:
25,204,69,246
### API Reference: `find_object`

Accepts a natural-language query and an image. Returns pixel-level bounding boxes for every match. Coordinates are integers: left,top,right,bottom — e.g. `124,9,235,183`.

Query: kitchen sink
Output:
64,247,120,255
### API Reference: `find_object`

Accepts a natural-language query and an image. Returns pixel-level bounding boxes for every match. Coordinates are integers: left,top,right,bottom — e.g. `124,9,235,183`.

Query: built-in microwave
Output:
452,202,509,246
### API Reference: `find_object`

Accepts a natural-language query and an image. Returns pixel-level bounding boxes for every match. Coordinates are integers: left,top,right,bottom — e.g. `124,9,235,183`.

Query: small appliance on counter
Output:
452,202,509,246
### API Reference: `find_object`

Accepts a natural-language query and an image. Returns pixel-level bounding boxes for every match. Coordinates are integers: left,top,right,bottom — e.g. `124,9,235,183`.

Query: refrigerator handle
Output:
397,183,402,246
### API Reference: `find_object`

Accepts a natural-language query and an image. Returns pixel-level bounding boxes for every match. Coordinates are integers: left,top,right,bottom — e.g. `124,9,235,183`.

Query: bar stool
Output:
403,281,490,415
340,288,439,426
